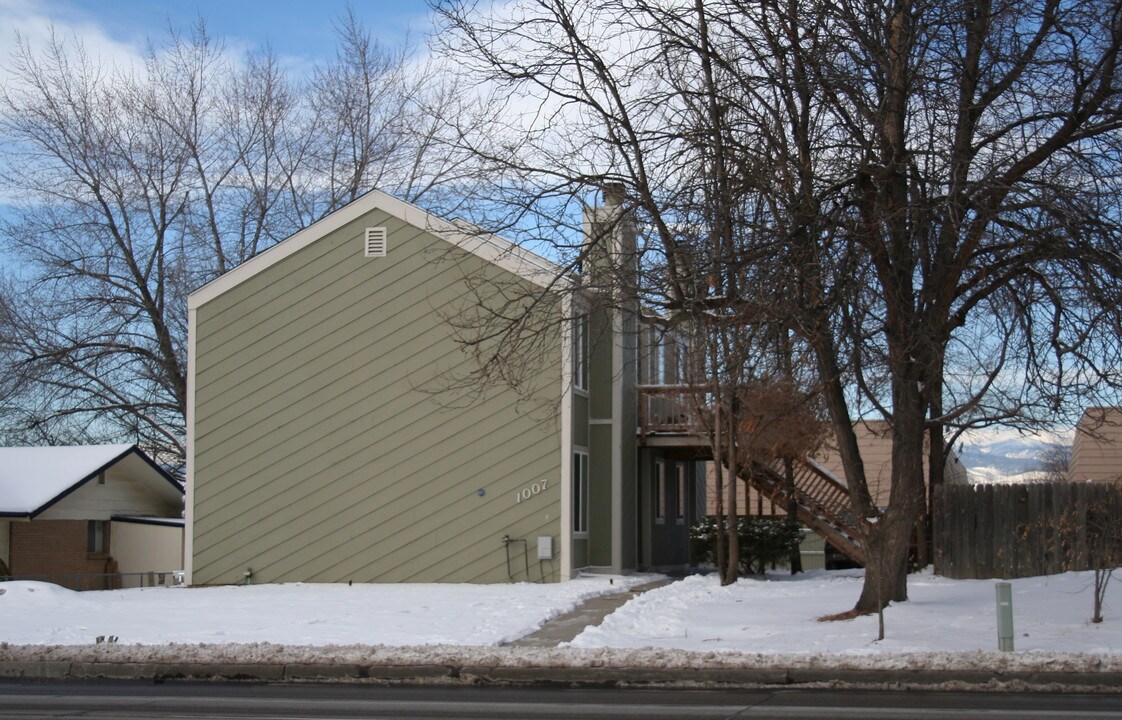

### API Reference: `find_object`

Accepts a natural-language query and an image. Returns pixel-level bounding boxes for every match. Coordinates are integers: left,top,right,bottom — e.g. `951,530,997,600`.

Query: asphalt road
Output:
3,682,1122,719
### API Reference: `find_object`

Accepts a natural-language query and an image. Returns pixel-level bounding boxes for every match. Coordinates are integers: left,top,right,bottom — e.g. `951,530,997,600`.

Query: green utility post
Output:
996,582,1014,651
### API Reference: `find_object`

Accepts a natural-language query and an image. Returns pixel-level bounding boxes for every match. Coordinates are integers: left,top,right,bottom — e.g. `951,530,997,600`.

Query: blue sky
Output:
1,0,437,70
0,0,445,246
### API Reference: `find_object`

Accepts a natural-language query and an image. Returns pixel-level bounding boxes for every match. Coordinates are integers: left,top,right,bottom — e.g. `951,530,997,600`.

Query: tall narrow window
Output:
573,316,589,391
573,450,589,534
676,463,687,524
639,325,652,384
655,460,666,523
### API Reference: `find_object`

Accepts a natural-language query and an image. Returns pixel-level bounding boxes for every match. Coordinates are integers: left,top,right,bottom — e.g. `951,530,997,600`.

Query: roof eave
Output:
22,445,181,519
188,189,568,310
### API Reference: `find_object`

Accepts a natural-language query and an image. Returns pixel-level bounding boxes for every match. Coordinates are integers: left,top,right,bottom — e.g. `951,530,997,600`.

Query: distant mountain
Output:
954,428,1071,484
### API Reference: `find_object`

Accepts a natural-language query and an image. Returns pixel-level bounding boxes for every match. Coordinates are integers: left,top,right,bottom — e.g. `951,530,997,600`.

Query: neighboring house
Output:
815,420,969,507
187,190,703,586
0,445,184,589
1069,407,1122,483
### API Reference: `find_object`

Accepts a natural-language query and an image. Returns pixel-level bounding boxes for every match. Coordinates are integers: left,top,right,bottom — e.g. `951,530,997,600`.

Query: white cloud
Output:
0,0,146,85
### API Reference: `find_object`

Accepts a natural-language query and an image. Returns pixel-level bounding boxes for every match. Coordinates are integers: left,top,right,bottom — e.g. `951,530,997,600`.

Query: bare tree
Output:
791,0,1122,612
0,30,202,465
1039,445,1072,483
0,14,472,470
1086,496,1122,624
1021,485,1122,623
432,0,1122,615
303,9,481,221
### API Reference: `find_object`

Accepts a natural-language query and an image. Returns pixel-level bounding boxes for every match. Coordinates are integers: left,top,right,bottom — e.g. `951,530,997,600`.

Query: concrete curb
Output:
3,659,1122,690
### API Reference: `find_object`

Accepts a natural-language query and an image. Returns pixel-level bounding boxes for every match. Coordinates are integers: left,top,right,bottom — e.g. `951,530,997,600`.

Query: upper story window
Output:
641,325,689,385
573,315,589,391
642,326,670,384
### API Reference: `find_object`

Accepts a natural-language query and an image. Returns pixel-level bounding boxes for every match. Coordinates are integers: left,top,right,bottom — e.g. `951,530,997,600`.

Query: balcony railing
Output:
635,383,865,565
637,384,710,437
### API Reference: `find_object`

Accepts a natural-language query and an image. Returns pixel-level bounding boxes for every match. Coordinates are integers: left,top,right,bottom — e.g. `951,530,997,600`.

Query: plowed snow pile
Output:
2,569,1119,673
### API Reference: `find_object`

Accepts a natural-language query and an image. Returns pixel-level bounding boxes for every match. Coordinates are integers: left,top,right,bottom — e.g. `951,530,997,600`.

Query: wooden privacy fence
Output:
934,482,1122,580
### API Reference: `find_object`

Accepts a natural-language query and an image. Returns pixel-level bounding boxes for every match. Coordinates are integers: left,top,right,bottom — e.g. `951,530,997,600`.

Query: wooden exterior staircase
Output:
740,458,865,565
637,384,866,565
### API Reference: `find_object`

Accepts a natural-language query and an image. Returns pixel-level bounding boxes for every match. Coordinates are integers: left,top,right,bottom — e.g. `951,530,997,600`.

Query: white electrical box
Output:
537,536,553,560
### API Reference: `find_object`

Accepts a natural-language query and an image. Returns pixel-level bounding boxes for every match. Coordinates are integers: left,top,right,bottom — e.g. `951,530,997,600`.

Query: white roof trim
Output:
189,190,568,309
0,444,182,517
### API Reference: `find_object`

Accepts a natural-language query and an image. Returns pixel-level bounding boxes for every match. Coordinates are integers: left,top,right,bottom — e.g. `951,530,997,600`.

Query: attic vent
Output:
364,227,387,257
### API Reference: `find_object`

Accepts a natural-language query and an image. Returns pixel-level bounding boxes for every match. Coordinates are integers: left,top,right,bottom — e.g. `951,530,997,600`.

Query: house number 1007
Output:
515,479,548,504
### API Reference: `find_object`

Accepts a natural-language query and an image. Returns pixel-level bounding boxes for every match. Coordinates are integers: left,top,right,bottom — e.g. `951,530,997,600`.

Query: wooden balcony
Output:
636,383,865,564
636,384,710,441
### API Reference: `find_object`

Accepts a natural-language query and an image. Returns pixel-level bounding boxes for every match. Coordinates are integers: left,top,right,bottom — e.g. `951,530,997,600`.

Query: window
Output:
646,329,667,384
87,520,107,555
642,327,689,385
655,460,666,523
573,450,589,534
573,315,589,391
676,463,687,524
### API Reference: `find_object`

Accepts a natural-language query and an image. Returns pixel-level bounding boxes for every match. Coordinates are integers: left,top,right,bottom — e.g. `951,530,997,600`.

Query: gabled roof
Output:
188,189,567,309
0,444,183,519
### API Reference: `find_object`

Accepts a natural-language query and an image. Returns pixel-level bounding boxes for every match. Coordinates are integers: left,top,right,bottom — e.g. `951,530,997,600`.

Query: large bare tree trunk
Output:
713,460,727,580
712,403,727,581
784,458,803,574
854,377,928,611
431,0,1122,618
723,401,739,585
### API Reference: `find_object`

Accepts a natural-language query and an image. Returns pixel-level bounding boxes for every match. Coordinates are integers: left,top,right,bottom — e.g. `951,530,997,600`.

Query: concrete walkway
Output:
508,578,676,648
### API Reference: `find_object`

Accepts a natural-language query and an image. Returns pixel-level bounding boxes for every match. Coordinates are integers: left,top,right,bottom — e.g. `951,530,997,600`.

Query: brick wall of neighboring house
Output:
9,520,116,590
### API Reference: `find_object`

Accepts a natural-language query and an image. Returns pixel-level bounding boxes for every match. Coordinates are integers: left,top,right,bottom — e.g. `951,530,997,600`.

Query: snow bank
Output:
0,574,655,647
0,641,1117,676
2,568,1120,675
570,569,1122,658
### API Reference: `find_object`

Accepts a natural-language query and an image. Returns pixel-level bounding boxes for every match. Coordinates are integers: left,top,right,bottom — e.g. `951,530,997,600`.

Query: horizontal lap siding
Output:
1071,410,1122,483
37,465,180,521
193,209,561,585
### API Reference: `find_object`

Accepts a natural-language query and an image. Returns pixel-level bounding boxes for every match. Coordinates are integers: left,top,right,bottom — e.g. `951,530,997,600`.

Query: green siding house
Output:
186,190,701,585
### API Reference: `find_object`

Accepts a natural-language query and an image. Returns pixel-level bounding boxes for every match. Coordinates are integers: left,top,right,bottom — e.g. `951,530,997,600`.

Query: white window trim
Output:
560,294,574,579
573,315,589,392
573,447,590,537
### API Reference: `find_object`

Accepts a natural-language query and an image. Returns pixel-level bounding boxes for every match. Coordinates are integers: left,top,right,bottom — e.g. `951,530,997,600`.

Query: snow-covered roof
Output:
0,444,182,518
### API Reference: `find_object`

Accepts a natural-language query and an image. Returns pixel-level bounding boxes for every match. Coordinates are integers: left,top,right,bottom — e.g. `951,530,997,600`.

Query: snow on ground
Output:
0,573,655,646
569,569,1121,657
2,568,1120,673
